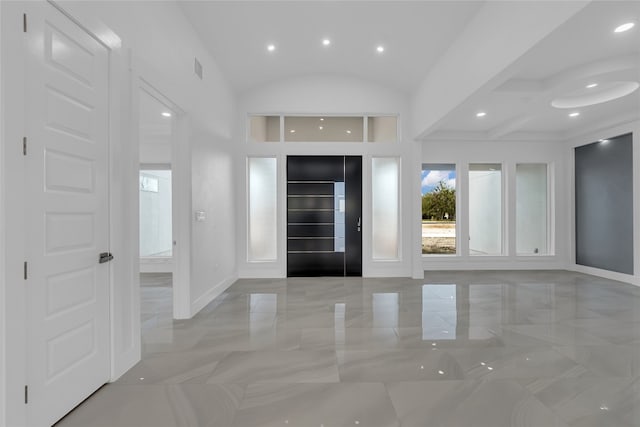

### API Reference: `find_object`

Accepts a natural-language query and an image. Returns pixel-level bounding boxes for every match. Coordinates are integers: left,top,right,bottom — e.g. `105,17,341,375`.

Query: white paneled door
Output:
24,3,110,426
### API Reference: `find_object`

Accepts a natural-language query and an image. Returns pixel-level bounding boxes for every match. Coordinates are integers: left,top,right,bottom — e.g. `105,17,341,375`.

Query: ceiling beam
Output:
488,115,533,140
411,0,590,140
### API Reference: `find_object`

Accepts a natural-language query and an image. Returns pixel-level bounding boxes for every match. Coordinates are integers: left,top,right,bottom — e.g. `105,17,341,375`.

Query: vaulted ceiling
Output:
178,1,640,140
179,1,483,93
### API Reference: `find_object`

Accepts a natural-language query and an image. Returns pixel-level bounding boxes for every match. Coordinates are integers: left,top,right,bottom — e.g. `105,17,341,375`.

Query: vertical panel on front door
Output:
345,156,363,276
287,156,362,277
287,156,342,276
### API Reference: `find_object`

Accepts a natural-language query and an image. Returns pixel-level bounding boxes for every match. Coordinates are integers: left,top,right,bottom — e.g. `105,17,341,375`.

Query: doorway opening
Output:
287,156,362,277
138,88,175,331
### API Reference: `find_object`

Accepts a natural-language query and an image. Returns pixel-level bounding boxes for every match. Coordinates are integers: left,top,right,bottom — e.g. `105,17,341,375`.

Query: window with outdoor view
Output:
421,164,456,254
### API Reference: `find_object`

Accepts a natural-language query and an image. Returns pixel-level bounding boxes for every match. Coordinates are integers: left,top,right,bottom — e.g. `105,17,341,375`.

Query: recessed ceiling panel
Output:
551,81,639,108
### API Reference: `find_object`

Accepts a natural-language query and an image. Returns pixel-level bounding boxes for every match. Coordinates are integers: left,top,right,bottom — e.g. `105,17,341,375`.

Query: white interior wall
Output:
139,143,171,164
190,132,238,315
61,0,238,368
1,2,238,423
421,139,568,270
566,119,640,286
55,0,239,312
56,1,235,139
237,74,419,278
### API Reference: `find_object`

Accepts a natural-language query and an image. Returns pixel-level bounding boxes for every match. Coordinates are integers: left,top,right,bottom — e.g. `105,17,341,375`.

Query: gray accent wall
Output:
575,133,634,274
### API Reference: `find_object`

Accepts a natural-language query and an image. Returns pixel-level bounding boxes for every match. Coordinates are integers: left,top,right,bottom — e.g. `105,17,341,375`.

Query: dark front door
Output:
287,156,362,276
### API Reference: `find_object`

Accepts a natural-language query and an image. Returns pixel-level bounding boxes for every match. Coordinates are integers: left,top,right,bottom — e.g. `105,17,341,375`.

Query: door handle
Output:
357,217,361,232
99,252,114,264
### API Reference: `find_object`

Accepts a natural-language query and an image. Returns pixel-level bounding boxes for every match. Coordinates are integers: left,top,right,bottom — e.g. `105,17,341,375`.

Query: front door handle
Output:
99,252,114,264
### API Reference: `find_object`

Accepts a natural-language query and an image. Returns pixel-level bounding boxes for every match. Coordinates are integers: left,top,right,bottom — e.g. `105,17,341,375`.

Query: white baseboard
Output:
423,256,565,271
570,264,640,287
190,274,238,316
238,268,284,278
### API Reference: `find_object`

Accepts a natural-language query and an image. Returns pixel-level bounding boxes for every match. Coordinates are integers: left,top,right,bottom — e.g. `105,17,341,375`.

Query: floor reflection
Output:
56,271,640,427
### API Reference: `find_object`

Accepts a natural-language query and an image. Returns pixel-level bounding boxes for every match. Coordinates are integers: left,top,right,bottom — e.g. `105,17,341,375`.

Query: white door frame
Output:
1,3,29,423
135,79,191,319
0,3,7,424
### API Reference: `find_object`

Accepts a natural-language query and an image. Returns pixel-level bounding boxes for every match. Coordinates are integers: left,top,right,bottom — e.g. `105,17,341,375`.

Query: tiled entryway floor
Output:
57,271,640,427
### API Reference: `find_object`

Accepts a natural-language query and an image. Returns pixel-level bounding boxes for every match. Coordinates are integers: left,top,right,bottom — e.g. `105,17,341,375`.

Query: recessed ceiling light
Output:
614,22,635,33
161,112,171,117
599,139,609,144
476,111,487,118
376,45,385,53
322,38,331,46
346,130,352,134
289,129,295,133
569,112,580,117
586,83,598,89
553,81,639,108
267,44,276,52
320,118,324,121
319,126,323,130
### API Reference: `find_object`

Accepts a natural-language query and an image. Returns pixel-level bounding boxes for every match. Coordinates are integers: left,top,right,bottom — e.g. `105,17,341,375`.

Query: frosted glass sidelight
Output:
516,164,548,255
248,157,277,261
372,157,399,259
469,164,502,255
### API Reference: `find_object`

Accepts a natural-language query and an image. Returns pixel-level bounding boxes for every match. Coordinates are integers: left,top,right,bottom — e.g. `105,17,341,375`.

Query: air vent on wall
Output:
194,58,203,80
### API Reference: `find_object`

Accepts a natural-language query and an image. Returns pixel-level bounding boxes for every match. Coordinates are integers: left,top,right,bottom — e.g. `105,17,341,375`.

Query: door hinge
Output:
23,137,27,156
24,261,28,280
24,385,28,404
23,14,27,33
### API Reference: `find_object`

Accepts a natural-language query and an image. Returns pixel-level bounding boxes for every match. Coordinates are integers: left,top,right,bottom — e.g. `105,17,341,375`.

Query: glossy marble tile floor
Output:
56,271,640,427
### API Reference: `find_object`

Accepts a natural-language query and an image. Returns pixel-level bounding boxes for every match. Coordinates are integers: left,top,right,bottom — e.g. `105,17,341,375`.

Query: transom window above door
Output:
247,114,398,143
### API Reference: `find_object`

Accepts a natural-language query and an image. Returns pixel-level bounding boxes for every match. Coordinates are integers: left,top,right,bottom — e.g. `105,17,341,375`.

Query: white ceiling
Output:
179,1,484,94
178,1,640,140
435,1,640,139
